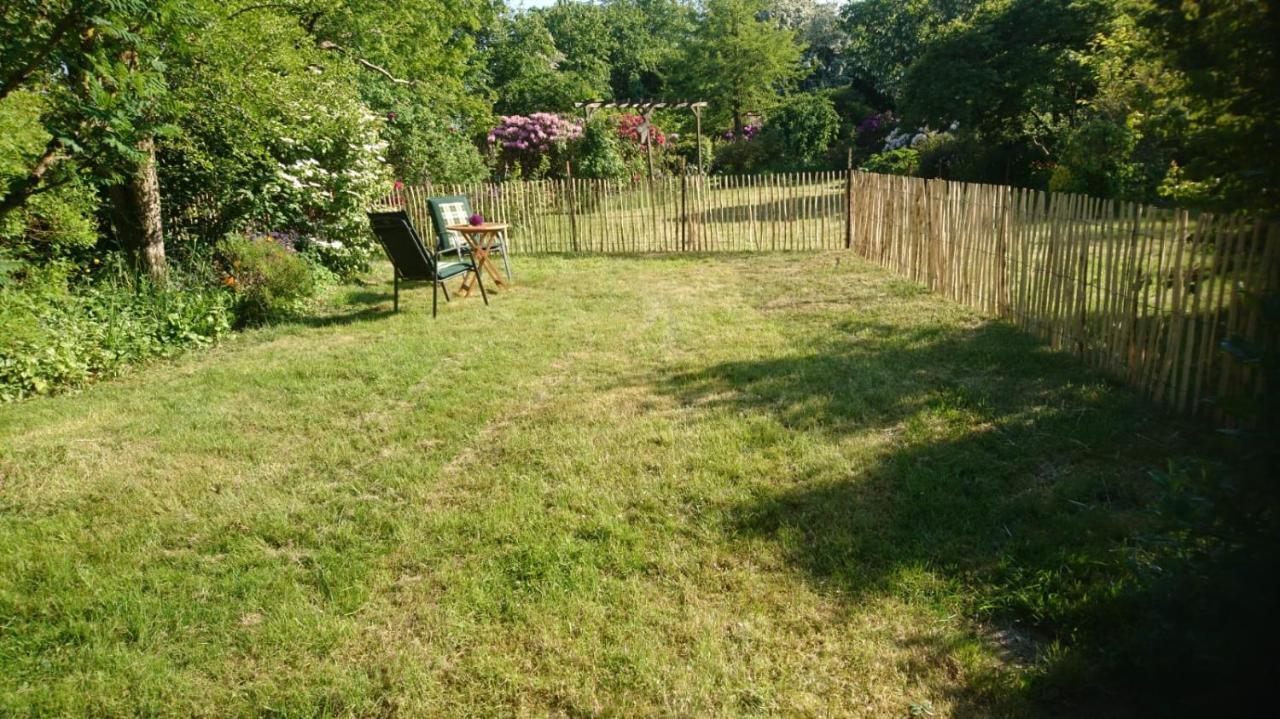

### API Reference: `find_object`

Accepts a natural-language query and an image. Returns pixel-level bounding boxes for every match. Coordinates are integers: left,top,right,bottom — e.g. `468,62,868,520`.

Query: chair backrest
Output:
367,210,438,280
427,195,472,252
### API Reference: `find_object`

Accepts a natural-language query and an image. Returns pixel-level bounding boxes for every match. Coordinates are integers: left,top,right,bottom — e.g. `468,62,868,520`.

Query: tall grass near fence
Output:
379,172,1278,422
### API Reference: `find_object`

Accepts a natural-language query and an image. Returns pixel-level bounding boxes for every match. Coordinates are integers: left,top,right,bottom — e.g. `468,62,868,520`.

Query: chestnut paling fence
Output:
379,172,1278,423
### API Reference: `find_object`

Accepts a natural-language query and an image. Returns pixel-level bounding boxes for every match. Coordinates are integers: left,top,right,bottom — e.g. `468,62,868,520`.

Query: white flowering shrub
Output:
261,106,392,278
882,120,959,152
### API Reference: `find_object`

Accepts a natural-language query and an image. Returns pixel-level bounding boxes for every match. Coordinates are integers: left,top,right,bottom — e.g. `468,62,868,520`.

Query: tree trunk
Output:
109,137,166,280
0,137,63,221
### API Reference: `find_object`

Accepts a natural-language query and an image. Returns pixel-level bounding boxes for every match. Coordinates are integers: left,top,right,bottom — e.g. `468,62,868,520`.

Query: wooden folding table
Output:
447,222,510,297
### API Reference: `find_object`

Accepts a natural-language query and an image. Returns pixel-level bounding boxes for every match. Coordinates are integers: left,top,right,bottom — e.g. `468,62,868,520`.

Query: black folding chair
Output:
367,210,487,317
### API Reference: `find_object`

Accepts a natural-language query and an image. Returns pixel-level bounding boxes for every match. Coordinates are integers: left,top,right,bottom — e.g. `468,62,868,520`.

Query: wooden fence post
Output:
680,157,688,252
844,148,854,250
996,187,1010,317
565,161,578,253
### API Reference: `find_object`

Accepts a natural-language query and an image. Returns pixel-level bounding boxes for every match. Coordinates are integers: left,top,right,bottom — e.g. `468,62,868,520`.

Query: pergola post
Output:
643,108,655,181
693,105,703,174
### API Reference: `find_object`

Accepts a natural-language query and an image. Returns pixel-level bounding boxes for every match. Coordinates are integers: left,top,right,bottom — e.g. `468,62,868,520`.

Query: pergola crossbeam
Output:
574,101,708,111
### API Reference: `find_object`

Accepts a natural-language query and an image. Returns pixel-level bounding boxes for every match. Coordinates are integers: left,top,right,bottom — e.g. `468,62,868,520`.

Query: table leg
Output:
480,251,507,287
457,231,510,297
474,233,508,291
458,239,487,297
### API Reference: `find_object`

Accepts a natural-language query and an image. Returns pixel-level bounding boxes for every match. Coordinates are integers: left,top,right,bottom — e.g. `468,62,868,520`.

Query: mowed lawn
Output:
0,254,1212,716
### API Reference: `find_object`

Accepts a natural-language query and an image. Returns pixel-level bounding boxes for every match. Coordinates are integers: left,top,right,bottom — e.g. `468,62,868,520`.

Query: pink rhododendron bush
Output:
487,113,582,178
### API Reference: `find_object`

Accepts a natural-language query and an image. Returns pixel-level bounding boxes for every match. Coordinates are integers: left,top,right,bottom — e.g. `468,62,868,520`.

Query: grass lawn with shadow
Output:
1,253,1273,717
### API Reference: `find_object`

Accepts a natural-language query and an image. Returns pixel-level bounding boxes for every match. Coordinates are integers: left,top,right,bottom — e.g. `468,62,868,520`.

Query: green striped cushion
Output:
438,201,470,250
436,261,471,279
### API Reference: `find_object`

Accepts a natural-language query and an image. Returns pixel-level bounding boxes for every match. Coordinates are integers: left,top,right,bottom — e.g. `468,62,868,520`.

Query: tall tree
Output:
542,1,616,99
898,0,1109,183
487,10,604,114
602,0,694,99
840,0,980,105
765,0,851,89
160,1,395,253
220,0,495,183
680,0,804,134
0,0,183,277
1136,0,1279,211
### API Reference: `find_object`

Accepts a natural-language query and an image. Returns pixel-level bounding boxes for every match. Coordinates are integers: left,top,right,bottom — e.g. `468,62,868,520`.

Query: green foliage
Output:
0,264,232,402
542,2,616,99
671,130,714,174
841,0,1276,209
899,0,1107,158
602,0,693,99
218,235,317,326
766,0,852,89
827,86,875,140
840,0,982,103
860,147,920,176
160,3,392,269
0,92,99,262
573,117,629,180
1048,116,1152,198
761,94,840,168
0,0,189,212
265,110,390,278
915,132,966,179
249,0,495,186
712,137,768,175
1132,0,1279,211
379,109,488,185
488,0,696,115
488,12,606,115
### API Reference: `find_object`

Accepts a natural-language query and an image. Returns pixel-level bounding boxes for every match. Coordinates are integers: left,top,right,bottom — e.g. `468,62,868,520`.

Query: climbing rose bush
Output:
617,114,666,146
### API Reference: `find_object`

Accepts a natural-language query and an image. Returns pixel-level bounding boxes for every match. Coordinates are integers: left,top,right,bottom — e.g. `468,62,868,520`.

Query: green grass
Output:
0,253,1258,716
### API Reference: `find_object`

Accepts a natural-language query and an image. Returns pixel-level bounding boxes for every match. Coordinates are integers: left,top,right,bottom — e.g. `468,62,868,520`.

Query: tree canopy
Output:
678,0,805,133
2,0,1274,290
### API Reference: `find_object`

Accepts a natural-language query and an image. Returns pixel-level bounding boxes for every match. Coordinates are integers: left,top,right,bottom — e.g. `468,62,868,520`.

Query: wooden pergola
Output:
574,100,710,176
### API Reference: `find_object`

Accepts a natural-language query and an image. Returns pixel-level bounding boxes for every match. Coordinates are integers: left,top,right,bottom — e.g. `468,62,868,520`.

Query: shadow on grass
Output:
692,193,845,225
296,289,394,328
652,317,1278,717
